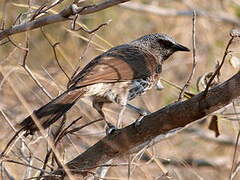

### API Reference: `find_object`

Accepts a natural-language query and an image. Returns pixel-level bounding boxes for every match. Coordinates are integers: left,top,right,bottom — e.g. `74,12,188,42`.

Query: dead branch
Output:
120,2,240,26
178,11,197,101
47,71,240,179
0,0,130,41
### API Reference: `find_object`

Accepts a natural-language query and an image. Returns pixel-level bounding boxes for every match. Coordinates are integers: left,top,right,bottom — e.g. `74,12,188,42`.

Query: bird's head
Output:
130,33,190,62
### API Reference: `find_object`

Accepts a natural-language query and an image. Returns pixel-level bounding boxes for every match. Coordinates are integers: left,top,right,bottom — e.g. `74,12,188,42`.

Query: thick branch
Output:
120,2,240,26
0,0,129,41
51,72,240,178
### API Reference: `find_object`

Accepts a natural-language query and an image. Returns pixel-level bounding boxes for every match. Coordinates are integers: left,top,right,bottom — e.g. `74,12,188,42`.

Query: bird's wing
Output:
68,45,159,87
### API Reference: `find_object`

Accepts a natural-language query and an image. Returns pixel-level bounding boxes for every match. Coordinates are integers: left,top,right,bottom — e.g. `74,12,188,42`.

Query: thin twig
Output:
2,159,53,175
0,127,25,158
66,118,103,135
29,3,48,21
40,116,67,176
178,11,197,101
40,116,80,177
204,29,240,96
0,0,7,30
21,34,53,99
54,116,82,144
203,36,234,96
7,36,29,51
72,15,111,34
67,34,94,88
41,28,71,81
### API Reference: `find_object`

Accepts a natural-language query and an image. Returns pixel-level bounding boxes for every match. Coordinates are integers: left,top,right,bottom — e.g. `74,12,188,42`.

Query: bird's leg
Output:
126,103,151,126
92,99,117,134
116,105,126,128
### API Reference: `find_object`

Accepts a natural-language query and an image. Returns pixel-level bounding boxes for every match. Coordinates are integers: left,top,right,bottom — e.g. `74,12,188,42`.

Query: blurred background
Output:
0,0,240,179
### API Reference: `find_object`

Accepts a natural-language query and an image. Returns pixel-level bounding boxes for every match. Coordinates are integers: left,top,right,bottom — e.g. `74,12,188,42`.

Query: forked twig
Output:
41,28,71,81
203,29,240,96
72,14,111,34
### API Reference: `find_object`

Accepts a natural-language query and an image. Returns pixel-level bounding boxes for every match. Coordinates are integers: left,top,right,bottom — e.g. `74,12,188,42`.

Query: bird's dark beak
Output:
174,43,190,52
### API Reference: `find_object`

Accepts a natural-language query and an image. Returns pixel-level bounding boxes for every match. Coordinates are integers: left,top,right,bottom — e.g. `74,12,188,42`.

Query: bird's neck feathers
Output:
129,39,166,64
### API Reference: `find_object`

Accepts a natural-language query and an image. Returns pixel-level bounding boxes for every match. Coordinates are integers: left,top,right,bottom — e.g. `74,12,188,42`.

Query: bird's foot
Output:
134,110,150,128
134,115,145,127
105,122,118,135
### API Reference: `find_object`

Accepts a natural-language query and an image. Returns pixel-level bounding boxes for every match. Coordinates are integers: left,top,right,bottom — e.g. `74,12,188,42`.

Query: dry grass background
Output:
0,0,240,179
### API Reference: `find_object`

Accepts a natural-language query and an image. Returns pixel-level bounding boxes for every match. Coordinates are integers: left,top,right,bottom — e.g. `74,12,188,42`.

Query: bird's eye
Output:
157,39,173,48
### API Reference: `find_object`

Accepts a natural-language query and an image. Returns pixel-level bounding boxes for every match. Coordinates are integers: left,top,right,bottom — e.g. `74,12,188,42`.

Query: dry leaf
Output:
208,115,220,137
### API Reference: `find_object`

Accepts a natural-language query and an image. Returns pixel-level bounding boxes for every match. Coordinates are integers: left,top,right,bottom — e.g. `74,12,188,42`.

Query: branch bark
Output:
0,0,130,41
50,72,240,178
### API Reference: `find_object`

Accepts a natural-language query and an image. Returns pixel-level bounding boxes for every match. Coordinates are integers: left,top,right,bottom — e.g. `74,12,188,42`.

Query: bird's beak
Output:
174,43,190,52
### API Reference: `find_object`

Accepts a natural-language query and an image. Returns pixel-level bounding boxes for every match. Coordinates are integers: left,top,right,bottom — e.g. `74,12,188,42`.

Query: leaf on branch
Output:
208,115,220,137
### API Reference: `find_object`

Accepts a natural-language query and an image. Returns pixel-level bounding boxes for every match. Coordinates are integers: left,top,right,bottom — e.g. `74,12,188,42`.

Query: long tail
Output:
18,88,85,135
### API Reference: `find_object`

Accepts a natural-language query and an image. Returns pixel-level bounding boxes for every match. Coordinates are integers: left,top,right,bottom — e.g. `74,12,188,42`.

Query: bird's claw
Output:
105,122,118,135
134,115,144,127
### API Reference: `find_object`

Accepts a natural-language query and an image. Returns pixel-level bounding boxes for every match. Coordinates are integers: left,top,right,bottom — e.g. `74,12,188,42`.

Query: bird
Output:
18,33,190,135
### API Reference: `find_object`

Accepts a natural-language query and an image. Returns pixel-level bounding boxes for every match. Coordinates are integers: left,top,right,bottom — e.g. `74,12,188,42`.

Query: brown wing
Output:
68,45,159,88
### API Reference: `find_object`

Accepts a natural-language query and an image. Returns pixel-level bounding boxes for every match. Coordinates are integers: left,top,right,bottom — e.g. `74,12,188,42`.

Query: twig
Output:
54,116,82,145
203,29,240,96
0,127,25,158
40,116,67,176
41,28,71,81
41,116,68,177
66,118,103,135
72,15,111,34
230,129,240,180
30,0,65,21
0,164,14,180
68,35,94,88
0,0,7,30
0,39,9,46
7,36,28,51
40,116,80,177
178,11,197,101
29,3,48,21
2,159,53,175
231,161,240,180
0,59,75,180
160,78,195,98
21,34,53,100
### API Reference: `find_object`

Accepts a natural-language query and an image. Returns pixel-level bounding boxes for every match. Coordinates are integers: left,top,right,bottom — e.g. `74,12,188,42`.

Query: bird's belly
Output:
83,81,131,105
83,75,159,105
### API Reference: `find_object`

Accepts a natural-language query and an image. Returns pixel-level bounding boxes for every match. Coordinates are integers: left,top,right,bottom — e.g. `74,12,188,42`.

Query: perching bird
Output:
18,33,190,135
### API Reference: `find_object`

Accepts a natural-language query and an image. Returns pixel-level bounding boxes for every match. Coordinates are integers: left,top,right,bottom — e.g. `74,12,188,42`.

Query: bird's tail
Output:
18,88,85,135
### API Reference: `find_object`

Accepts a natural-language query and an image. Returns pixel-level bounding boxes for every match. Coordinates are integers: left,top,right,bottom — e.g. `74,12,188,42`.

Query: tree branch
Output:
120,2,240,26
0,0,130,41
50,72,240,178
